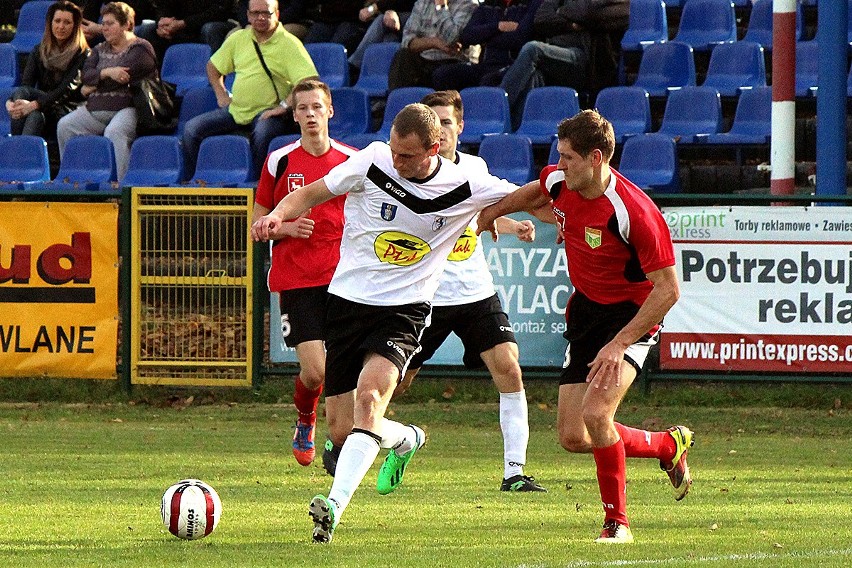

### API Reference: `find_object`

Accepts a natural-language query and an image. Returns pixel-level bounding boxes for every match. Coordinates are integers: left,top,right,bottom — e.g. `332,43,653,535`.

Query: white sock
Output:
327,431,380,518
500,390,529,479
380,418,424,456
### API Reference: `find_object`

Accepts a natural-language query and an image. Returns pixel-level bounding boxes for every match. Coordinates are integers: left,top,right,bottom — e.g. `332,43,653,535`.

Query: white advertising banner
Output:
660,206,852,373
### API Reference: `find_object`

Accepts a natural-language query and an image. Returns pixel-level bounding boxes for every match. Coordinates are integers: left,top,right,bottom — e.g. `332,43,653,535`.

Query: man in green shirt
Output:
182,0,318,179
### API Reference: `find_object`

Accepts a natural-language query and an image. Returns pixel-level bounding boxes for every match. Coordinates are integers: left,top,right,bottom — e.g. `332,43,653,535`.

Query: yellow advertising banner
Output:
0,202,119,379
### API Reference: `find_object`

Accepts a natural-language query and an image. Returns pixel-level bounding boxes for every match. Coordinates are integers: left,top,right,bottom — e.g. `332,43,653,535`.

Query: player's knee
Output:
559,431,589,453
299,367,324,390
582,406,611,436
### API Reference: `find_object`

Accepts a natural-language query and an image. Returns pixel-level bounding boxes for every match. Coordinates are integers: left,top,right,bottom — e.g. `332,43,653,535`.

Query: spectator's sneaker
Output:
309,494,338,543
595,520,634,544
376,424,425,495
292,413,316,466
500,474,548,492
322,438,341,476
661,425,694,501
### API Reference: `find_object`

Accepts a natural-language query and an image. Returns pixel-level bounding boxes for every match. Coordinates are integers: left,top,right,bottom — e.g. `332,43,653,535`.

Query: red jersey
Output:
540,164,675,307
256,139,358,292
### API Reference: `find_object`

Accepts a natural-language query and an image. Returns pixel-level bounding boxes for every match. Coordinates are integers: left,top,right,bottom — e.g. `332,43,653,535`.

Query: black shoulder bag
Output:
131,73,179,135
253,40,283,104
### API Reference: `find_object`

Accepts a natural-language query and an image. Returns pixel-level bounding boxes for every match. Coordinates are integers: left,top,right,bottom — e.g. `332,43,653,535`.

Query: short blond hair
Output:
391,104,440,149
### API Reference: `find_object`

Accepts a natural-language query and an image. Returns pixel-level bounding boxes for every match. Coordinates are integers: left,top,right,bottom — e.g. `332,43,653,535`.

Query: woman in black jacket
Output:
5,1,90,137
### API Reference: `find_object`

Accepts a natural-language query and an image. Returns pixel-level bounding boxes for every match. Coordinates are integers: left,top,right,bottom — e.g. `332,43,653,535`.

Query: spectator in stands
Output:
80,0,156,45
6,1,90,138
56,1,157,180
387,0,479,91
499,0,628,127
347,0,415,73
135,0,238,62
301,1,366,55
432,0,542,91
181,0,317,179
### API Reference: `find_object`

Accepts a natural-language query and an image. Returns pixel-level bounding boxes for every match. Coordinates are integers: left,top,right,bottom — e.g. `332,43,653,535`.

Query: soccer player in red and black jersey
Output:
253,79,358,468
476,110,694,544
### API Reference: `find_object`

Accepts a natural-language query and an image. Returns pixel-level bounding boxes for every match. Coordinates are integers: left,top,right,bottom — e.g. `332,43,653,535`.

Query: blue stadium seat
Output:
375,86,433,139
672,0,737,51
353,42,400,98
594,86,652,143
161,43,212,96
795,41,819,97
621,0,668,52
305,43,349,88
657,86,723,142
0,86,12,135
0,135,51,187
702,86,771,144
52,135,117,190
514,86,580,144
477,134,536,185
548,138,559,165
342,133,385,149
632,41,696,96
267,134,301,154
176,86,218,135
188,135,253,186
329,87,370,137
742,0,804,52
458,86,511,145
618,133,681,193
10,1,54,55
121,135,184,186
0,43,18,88
701,41,766,97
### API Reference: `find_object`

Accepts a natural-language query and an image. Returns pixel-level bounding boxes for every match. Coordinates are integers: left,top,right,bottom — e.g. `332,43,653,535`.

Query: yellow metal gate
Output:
130,187,254,386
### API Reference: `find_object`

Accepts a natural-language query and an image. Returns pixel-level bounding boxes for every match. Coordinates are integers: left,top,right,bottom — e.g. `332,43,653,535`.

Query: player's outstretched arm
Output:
251,179,334,242
476,181,550,241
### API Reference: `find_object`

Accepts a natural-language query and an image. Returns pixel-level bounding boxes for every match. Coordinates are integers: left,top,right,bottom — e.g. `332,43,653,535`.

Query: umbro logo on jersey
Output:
381,203,397,221
585,227,602,249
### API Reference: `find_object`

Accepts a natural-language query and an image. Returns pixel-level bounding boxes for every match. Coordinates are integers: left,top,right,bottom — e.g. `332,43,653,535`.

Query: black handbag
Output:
131,76,179,135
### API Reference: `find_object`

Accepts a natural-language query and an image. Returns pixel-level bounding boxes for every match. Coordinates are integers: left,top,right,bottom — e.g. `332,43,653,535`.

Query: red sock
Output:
592,439,629,526
293,375,322,420
615,422,676,461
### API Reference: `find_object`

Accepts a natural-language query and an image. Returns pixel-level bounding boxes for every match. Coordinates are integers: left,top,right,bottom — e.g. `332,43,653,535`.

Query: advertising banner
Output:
660,206,852,373
270,220,571,368
0,202,119,379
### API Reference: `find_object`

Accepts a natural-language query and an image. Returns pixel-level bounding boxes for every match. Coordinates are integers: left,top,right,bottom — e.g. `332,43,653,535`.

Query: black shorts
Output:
559,292,658,385
278,286,329,347
323,294,431,397
410,293,516,369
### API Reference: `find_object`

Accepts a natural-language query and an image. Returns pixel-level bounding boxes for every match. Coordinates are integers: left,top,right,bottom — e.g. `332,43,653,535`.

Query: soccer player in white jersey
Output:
391,89,547,491
251,103,519,543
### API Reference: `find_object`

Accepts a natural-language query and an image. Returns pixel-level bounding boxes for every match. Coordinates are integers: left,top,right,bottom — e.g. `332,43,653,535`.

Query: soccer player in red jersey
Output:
476,110,694,544
253,79,358,467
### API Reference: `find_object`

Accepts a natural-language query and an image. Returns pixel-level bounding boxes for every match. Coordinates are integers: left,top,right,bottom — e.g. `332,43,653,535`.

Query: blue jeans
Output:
348,13,410,69
182,106,295,179
499,41,588,128
9,85,47,136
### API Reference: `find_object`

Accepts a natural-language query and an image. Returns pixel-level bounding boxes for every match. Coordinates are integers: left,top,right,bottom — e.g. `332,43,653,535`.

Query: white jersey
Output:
431,152,496,306
323,142,517,306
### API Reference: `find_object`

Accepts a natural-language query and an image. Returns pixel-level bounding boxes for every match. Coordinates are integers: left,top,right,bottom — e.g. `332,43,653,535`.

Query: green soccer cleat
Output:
500,474,547,492
309,494,338,543
661,425,694,501
376,425,424,495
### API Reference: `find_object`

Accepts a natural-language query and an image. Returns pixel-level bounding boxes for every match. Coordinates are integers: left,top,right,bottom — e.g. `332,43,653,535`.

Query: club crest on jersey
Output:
585,227,602,249
374,231,431,266
447,226,477,262
432,216,446,231
287,174,304,193
380,203,398,221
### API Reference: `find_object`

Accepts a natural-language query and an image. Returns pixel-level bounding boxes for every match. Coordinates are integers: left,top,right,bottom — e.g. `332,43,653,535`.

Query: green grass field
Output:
0,380,849,567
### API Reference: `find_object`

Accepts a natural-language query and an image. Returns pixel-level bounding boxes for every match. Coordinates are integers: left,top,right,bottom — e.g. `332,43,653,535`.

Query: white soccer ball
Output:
161,479,222,540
